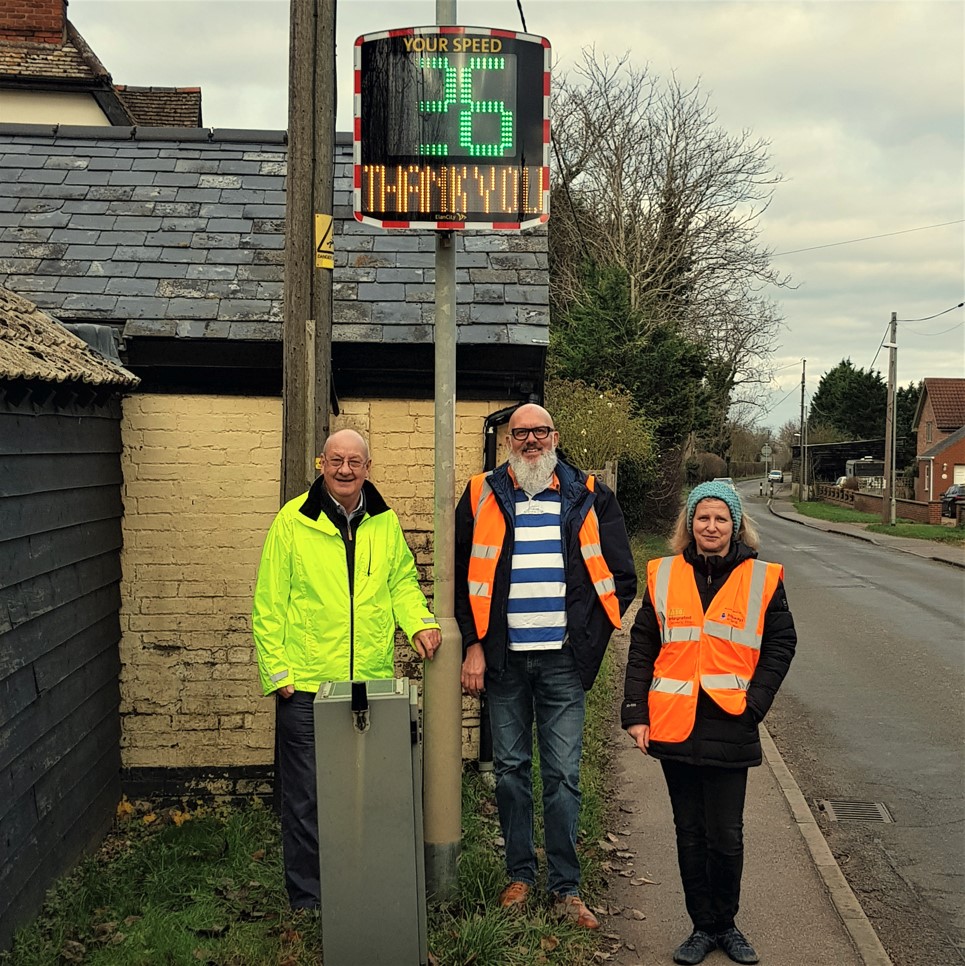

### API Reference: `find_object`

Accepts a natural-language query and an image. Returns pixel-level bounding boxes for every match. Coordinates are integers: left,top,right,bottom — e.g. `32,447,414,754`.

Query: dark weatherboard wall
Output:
0,395,126,949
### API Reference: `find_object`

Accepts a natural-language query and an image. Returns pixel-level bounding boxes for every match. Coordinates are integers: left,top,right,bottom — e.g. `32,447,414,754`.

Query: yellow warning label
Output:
314,213,334,270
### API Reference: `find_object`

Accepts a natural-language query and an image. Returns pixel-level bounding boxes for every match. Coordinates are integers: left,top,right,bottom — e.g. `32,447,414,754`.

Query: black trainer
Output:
716,926,759,964
672,929,717,965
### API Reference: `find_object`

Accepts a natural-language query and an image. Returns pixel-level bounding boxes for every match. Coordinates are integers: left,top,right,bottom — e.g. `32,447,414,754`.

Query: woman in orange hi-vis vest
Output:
621,481,796,966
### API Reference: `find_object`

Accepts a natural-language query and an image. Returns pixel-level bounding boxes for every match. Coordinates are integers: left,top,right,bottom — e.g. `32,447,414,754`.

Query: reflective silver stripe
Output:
471,544,499,559
270,670,289,683
652,556,675,643
474,476,494,518
593,576,616,595
468,580,491,598
650,676,694,695
666,625,701,643
580,541,602,559
704,560,772,651
703,620,761,649
701,673,750,691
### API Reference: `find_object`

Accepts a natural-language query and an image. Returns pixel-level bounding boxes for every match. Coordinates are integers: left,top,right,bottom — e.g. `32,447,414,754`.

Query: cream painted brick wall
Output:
120,394,510,770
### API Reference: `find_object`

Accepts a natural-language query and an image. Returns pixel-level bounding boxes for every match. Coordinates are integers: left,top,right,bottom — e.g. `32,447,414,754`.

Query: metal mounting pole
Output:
422,0,461,904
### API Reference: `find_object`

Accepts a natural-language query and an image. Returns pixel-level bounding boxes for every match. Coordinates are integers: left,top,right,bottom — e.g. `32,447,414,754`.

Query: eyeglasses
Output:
325,456,367,470
510,426,553,441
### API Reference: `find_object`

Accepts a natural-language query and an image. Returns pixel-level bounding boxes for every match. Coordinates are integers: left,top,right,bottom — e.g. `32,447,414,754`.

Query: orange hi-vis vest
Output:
646,554,783,743
466,471,623,641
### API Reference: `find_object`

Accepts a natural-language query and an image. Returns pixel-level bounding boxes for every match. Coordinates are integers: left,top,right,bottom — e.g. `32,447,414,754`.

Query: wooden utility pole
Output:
281,0,335,504
881,312,898,525
799,358,807,499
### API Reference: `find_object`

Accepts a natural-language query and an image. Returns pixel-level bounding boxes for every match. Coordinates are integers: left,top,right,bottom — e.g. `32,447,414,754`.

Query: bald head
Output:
320,429,371,511
323,429,369,460
509,404,554,433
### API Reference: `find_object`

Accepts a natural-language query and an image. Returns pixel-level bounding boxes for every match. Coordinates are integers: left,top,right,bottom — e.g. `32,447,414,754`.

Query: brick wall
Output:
0,0,65,44
850,491,941,524
119,394,509,774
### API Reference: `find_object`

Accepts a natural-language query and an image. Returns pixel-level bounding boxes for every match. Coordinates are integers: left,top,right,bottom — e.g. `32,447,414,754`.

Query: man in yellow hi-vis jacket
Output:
253,428,441,910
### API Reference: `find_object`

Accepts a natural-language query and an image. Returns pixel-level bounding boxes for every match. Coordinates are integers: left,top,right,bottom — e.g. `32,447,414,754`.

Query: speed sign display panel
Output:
354,25,550,230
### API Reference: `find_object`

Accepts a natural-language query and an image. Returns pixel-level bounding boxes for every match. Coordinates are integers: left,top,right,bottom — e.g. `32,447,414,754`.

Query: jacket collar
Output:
298,476,390,522
684,539,757,580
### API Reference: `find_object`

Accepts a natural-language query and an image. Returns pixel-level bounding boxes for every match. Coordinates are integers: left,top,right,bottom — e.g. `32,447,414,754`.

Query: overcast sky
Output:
73,0,964,434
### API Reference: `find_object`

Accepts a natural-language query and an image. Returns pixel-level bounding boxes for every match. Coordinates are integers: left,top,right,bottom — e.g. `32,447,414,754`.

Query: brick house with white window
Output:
912,378,965,501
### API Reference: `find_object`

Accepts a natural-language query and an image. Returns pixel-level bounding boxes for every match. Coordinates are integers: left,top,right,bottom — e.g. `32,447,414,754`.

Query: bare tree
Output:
550,51,792,438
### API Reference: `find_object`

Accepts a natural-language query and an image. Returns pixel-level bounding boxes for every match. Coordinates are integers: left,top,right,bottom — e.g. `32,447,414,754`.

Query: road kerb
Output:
760,726,894,966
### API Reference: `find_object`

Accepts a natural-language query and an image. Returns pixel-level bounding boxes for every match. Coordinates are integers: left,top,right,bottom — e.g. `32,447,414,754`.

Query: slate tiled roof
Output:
0,283,138,387
114,87,203,128
922,378,965,431
0,126,549,349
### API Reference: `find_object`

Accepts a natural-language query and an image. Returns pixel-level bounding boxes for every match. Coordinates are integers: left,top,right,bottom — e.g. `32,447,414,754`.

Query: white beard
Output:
509,447,558,496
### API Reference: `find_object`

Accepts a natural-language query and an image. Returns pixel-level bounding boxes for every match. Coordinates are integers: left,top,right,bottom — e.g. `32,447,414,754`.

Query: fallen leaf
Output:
541,935,560,952
60,941,86,963
605,831,621,843
631,876,658,885
629,908,646,920
251,849,265,861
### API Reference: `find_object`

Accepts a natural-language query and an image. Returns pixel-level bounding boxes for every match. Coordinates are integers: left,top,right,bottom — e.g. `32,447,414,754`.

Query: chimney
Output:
0,0,68,46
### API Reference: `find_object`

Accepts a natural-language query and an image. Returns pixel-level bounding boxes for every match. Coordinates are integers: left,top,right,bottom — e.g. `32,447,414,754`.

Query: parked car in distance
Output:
940,483,965,518
835,476,848,487
713,477,738,492
768,469,783,483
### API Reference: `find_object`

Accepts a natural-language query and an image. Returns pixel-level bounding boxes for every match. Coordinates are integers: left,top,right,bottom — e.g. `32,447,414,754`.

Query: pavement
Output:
595,496,964,965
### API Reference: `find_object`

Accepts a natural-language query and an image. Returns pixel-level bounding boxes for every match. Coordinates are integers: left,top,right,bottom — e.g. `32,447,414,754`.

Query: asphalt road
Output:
739,484,965,966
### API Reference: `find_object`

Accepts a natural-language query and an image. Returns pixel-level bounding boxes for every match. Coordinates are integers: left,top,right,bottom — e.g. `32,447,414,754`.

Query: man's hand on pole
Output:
413,628,442,661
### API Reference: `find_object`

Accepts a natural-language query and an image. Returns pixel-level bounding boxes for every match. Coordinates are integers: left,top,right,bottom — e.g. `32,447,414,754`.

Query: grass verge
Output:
794,501,965,545
1,658,637,966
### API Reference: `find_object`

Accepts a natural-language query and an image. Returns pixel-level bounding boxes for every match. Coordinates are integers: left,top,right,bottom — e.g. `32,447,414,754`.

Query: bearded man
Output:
455,403,636,928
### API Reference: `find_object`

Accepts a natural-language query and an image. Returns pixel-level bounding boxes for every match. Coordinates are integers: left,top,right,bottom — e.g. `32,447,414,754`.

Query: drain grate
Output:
816,799,894,823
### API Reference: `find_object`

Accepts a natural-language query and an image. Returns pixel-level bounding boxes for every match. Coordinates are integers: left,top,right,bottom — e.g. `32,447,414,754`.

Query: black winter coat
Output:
620,540,796,768
455,457,637,691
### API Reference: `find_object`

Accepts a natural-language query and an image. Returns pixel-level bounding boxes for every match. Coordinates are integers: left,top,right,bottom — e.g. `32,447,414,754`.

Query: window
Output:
925,421,933,444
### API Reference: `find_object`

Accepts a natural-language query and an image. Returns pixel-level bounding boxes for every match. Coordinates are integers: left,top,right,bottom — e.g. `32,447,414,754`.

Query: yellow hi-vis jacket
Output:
252,480,439,695
646,554,783,743
466,471,623,641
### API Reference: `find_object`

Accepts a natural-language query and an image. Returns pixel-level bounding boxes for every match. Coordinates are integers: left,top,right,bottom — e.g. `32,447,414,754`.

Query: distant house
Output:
0,6,548,810
0,0,201,127
911,378,965,500
0,285,138,948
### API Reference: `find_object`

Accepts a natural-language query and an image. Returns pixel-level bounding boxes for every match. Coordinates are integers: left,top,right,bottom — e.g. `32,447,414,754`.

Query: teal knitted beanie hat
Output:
686,481,743,534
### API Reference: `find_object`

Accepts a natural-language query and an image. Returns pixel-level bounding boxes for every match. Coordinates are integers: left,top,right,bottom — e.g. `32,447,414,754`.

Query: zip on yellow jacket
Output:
252,478,439,695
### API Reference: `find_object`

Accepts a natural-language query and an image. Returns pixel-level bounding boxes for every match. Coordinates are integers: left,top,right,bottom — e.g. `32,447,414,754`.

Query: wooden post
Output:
282,0,335,505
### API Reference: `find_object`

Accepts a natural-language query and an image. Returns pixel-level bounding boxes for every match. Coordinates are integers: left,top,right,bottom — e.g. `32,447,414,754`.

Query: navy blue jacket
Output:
455,458,637,691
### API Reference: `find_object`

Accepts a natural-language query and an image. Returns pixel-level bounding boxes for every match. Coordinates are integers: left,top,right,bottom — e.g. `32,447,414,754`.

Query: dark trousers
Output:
276,691,320,909
661,760,749,934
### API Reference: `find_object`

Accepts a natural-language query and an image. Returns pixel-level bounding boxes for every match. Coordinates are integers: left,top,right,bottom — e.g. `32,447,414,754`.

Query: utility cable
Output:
772,220,964,257
515,0,528,32
898,300,964,323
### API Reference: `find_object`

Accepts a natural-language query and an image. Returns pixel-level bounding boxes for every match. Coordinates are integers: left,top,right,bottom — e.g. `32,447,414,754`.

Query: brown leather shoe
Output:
497,881,530,909
553,894,600,929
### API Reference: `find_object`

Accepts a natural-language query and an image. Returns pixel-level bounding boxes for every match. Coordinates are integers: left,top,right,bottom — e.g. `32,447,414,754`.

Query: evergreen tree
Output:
809,359,887,440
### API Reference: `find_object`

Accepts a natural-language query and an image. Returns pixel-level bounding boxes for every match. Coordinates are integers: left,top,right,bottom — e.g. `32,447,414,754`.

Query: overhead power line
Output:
898,300,964,323
772,220,964,257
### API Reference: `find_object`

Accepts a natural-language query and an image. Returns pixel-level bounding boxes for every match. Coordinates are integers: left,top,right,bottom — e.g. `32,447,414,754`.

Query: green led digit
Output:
459,56,513,158
419,56,457,155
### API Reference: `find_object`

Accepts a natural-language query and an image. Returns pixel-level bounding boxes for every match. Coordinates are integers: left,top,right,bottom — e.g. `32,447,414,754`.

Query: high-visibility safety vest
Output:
466,472,623,641
647,554,783,743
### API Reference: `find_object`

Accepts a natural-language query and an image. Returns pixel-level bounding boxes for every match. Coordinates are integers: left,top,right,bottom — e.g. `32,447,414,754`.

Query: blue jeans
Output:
485,646,586,896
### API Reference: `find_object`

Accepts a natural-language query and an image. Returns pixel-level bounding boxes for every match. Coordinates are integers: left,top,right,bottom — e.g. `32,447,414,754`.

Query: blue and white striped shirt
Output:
507,487,566,650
